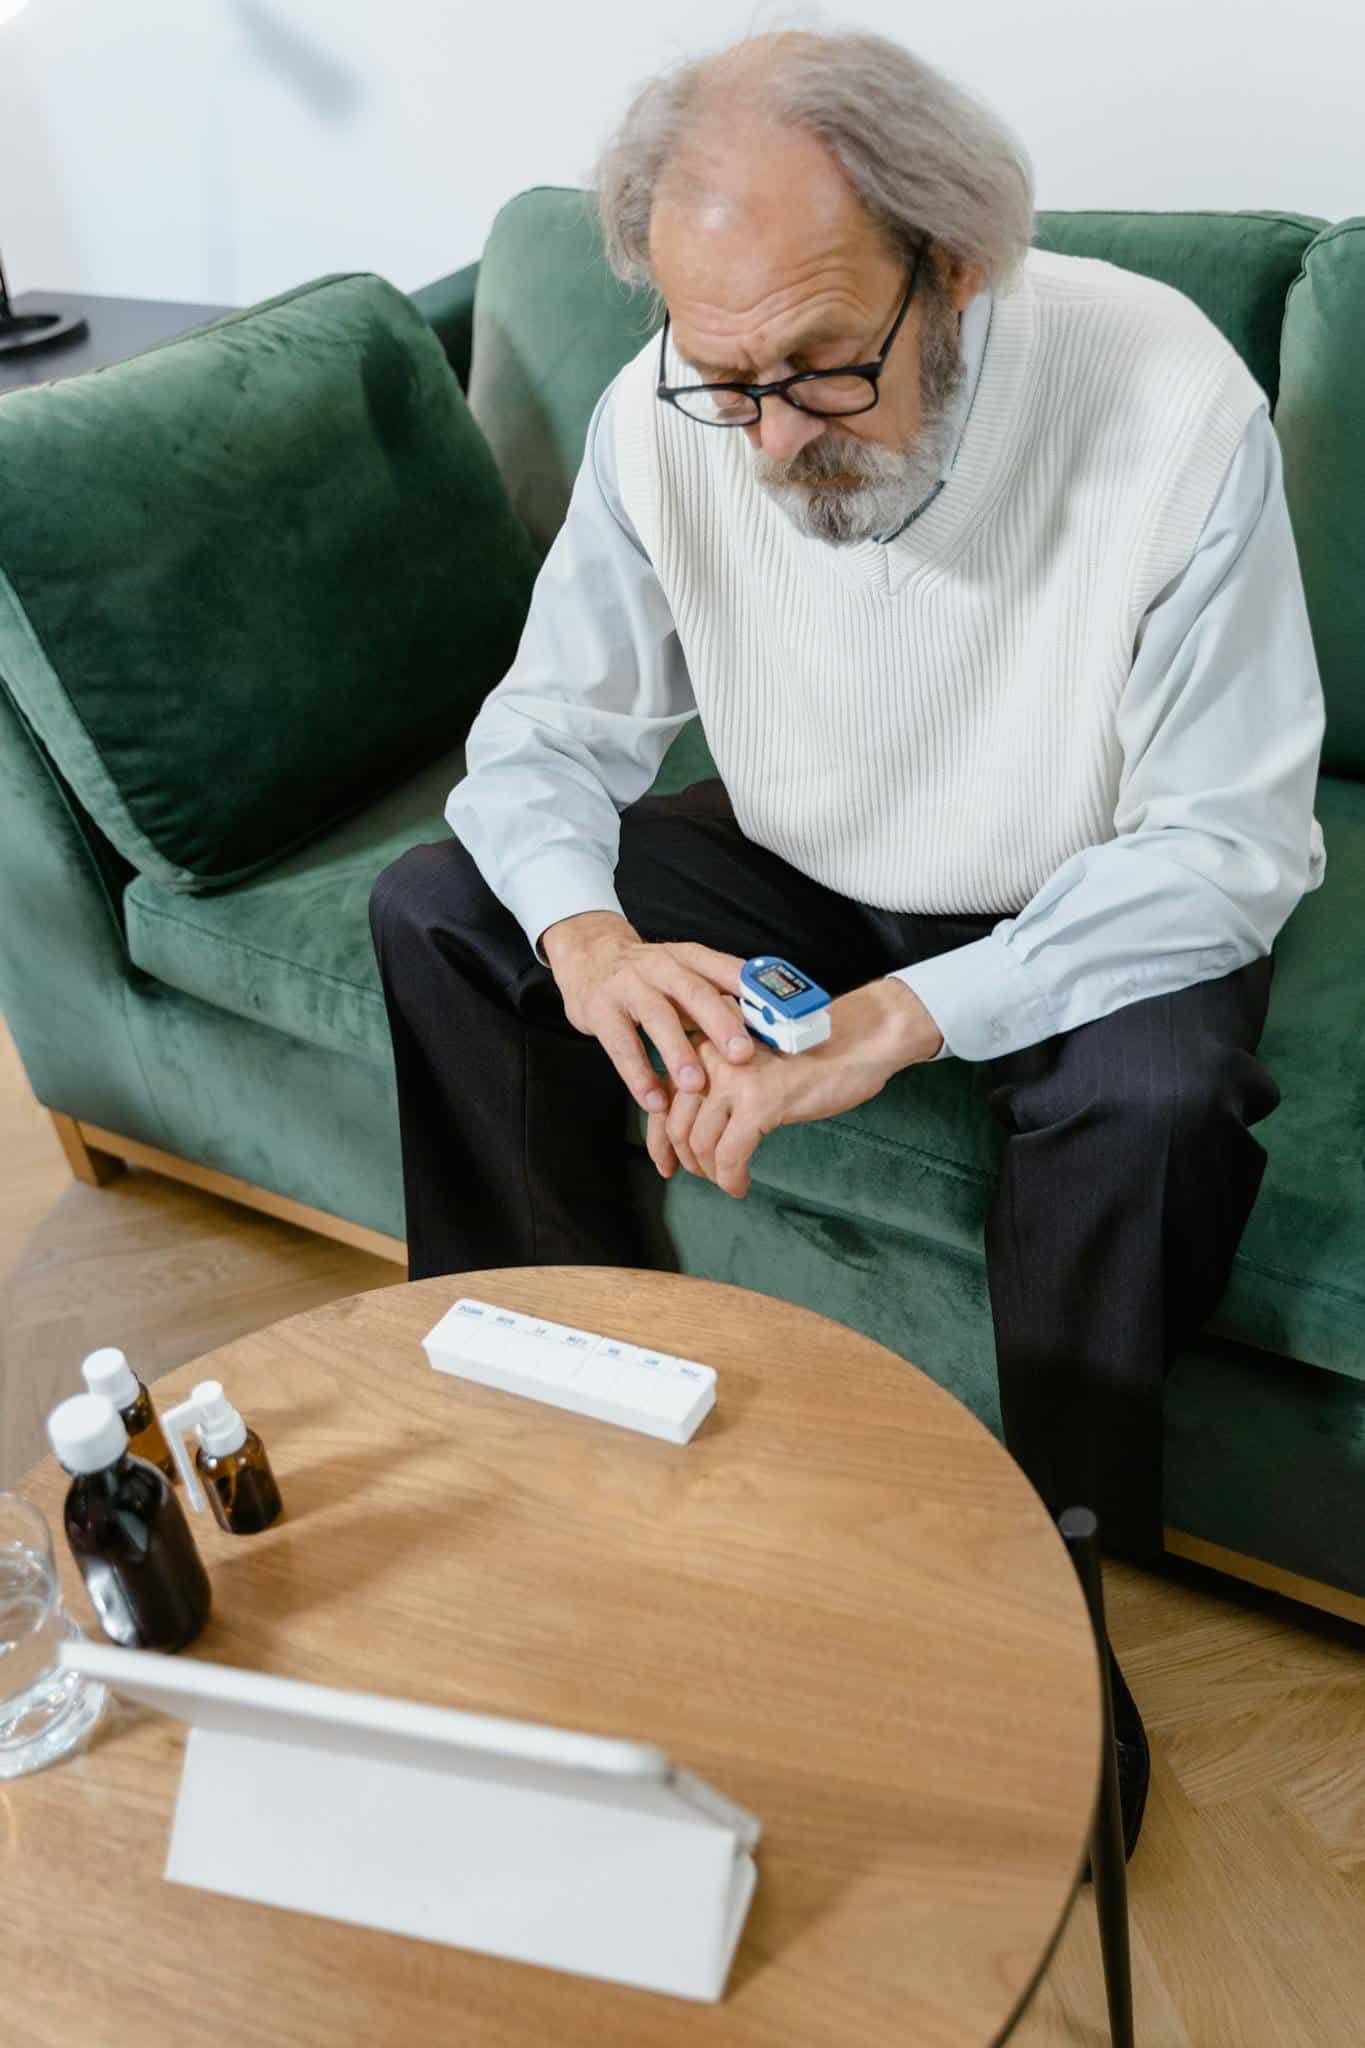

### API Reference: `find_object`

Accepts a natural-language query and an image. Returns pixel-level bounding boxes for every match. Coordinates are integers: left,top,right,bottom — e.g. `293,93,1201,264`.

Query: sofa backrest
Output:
468,189,1362,779
1275,220,1365,778
468,191,657,563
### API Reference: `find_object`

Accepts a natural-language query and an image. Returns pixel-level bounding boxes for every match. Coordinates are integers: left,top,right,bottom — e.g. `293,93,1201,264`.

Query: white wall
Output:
1,0,1361,309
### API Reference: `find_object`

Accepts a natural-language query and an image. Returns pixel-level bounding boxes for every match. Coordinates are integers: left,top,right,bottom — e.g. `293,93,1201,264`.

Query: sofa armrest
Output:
409,260,480,391
0,678,164,1136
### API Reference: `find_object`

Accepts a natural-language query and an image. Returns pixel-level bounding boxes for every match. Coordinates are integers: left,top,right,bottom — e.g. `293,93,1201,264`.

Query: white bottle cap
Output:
191,1381,248,1459
47,1393,129,1476
162,1380,247,1513
81,1347,140,1411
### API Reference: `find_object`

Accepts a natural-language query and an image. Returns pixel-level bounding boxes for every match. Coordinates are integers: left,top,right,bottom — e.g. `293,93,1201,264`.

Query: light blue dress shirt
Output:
446,289,1327,1063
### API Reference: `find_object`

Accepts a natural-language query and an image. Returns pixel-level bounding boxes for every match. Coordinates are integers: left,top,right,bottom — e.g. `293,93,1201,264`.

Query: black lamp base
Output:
0,307,90,359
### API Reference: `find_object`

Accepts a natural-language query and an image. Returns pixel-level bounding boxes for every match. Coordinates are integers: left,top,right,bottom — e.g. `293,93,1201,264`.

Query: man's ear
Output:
938,249,987,311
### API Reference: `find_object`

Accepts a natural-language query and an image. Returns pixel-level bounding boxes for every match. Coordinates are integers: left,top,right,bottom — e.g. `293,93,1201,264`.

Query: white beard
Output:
750,301,967,547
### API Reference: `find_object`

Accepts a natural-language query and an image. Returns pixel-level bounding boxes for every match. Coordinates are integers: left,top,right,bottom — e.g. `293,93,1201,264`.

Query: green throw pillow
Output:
0,271,540,891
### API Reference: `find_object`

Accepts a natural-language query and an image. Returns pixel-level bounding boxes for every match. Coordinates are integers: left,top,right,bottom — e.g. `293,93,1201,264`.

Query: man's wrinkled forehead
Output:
670,300,872,381
655,236,893,382
650,128,897,375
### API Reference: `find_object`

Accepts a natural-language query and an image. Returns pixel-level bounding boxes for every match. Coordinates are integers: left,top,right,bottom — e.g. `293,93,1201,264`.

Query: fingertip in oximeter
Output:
739,956,832,1054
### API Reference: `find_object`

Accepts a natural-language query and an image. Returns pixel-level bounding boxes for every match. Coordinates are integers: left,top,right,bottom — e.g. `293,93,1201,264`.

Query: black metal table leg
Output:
1059,1506,1136,2048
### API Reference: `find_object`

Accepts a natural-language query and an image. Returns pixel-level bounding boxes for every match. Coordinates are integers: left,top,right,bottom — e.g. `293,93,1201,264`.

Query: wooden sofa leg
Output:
48,1111,127,1187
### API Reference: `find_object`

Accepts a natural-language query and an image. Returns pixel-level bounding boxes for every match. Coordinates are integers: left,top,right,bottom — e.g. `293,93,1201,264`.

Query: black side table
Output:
0,290,235,398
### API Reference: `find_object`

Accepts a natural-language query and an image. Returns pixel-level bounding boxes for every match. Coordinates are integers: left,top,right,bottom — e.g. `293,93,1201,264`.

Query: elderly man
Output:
371,32,1326,1855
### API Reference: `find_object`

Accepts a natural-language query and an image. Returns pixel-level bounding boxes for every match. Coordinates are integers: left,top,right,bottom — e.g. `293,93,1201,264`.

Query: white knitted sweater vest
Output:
612,247,1267,914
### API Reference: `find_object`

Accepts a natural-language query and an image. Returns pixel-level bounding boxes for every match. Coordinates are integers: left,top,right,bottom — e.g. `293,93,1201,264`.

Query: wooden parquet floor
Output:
3,1020,1363,2045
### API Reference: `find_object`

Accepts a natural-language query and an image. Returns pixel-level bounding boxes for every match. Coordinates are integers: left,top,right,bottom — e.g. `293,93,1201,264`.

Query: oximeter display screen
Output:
754,963,809,1001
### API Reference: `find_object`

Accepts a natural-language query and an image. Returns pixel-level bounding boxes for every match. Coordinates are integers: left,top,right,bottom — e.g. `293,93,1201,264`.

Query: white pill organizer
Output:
422,1297,717,1445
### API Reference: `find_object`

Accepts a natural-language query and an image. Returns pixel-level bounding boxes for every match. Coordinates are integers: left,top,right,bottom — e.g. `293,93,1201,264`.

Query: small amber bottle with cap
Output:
80,1347,176,1483
162,1381,284,1536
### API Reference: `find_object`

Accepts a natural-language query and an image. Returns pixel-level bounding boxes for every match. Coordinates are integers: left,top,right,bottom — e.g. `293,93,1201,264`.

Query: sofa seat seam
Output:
1222,1251,1365,1309
794,1111,998,1186
128,893,386,1006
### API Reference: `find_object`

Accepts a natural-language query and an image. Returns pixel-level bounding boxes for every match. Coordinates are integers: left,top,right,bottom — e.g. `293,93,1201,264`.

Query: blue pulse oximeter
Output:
739,956,832,1054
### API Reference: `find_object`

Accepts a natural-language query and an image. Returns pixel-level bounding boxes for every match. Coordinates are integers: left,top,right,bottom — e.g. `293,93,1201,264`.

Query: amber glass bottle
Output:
197,1423,283,1535
46,1395,211,1652
80,1347,176,1483
163,1381,284,1537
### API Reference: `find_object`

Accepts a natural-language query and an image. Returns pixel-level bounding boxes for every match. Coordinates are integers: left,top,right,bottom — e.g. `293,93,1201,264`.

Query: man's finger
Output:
632,991,707,1092
595,1011,668,1111
657,961,754,1066
665,1083,705,1177
645,1109,677,1178
688,1088,734,1184
713,1117,758,1198
673,941,747,995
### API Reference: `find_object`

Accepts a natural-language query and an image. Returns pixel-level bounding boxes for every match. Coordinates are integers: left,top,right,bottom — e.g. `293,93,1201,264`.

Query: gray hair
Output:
591,27,1035,313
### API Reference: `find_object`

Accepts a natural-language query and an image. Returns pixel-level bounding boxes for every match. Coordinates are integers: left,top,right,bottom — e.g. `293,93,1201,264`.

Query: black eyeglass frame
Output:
655,234,929,427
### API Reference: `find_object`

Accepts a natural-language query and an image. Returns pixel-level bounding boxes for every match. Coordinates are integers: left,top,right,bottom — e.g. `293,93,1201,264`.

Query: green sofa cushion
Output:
468,188,1323,561
0,272,539,894
1276,218,1365,779
468,188,658,561
125,745,466,1065
128,719,1365,1386
1030,209,1324,410
121,710,721,1063
622,774,1365,1389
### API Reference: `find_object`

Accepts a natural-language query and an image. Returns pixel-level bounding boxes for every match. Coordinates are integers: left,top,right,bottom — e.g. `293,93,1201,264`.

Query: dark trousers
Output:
369,778,1281,1563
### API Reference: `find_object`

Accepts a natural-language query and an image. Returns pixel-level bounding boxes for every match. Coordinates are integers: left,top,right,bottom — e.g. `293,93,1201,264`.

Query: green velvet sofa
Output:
3,190,1363,1620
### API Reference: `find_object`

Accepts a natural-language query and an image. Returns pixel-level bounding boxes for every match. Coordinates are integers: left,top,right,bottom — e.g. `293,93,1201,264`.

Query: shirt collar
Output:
871,285,995,546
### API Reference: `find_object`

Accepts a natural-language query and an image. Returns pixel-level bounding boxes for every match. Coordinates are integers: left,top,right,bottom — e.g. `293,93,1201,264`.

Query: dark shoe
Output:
1083,1647,1150,1878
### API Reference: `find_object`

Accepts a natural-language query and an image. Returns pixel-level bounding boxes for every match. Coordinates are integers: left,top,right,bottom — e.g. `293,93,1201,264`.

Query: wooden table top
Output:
5,1267,1099,2048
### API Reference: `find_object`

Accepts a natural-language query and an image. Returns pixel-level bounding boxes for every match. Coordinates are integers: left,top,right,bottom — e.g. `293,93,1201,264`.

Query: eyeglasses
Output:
655,235,928,428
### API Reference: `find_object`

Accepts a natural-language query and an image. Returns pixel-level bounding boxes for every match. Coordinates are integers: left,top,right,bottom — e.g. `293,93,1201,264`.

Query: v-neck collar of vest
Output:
825,261,1038,599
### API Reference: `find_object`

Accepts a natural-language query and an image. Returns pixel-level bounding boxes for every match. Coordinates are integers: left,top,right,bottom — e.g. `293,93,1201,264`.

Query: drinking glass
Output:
0,1491,106,1777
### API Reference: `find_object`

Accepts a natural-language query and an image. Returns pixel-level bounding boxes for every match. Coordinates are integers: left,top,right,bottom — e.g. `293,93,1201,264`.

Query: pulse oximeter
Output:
739,956,832,1054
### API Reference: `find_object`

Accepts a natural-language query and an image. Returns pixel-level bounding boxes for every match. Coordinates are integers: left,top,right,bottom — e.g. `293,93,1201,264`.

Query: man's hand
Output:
646,977,944,1196
541,909,755,1111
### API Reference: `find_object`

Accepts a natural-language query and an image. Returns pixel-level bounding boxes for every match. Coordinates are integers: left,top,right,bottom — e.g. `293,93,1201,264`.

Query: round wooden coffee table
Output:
8,1268,1099,2046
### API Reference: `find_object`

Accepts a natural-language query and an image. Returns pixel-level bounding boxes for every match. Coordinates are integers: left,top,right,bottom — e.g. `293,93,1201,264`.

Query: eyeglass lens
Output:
670,374,879,425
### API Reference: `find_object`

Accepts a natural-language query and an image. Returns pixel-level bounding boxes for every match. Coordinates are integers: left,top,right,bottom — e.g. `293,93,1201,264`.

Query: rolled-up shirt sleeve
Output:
444,380,697,967
891,404,1328,1063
